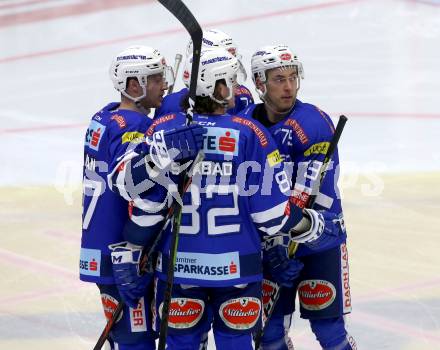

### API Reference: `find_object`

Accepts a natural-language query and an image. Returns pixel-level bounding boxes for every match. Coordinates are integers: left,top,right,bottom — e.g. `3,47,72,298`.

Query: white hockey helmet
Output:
186,29,238,57
185,28,247,84
109,45,173,102
186,48,239,104
251,45,304,85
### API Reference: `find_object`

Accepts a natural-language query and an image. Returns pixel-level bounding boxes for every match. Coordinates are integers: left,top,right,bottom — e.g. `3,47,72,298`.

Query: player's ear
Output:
126,77,141,95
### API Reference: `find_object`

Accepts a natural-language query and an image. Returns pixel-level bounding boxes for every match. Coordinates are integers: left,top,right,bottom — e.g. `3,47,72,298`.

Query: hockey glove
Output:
109,241,152,308
147,124,206,169
289,209,345,250
265,244,304,288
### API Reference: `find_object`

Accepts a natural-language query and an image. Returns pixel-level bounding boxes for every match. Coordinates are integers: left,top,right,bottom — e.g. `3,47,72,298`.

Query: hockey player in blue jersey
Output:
80,45,205,350
118,47,325,350
154,28,254,118
240,45,357,350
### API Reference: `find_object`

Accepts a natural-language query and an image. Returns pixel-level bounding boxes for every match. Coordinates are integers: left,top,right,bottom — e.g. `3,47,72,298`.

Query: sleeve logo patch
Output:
267,149,282,167
303,142,329,156
79,248,101,276
85,120,106,151
121,131,144,144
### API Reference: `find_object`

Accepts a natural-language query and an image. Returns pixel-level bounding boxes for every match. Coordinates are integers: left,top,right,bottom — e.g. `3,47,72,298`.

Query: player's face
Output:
142,73,167,109
215,79,236,108
265,67,298,112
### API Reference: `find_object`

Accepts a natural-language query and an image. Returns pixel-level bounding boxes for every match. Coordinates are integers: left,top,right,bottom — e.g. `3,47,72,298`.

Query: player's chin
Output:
154,96,164,108
279,98,294,109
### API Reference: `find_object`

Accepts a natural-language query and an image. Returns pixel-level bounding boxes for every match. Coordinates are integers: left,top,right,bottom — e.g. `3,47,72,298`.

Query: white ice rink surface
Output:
1,0,440,349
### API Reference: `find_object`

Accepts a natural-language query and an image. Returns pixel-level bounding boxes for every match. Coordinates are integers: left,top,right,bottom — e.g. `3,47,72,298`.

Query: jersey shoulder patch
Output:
231,116,269,147
283,118,309,145
146,113,178,136
110,114,127,129
234,85,253,97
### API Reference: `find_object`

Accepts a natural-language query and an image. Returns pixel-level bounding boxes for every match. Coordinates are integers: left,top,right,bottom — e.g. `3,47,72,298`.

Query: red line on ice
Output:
334,111,440,119
0,247,77,280
0,0,152,28
0,0,56,11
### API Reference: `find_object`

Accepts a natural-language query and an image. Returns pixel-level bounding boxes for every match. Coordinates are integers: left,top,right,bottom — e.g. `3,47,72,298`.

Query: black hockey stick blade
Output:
157,1,203,350
158,0,202,124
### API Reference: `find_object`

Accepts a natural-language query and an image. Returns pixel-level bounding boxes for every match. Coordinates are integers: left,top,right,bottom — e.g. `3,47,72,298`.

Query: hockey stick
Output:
254,115,348,349
167,53,183,95
93,3,202,348
92,154,202,350
157,1,203,349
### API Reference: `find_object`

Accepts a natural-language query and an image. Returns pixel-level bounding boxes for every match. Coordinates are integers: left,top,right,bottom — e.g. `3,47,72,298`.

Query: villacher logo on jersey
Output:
219,297,261,330
164,298,205,329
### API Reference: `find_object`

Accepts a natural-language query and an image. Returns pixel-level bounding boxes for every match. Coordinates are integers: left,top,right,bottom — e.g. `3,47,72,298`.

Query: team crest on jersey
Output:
203,127,239,156
219,297,261,330
160,298,205,329
85,120,106,151
298,279,336,311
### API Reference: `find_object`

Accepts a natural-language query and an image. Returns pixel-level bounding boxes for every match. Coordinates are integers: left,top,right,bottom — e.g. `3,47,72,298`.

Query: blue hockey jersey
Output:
240,100,347,257
144,112,301,287
80,103,155,284
154,85,254,118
